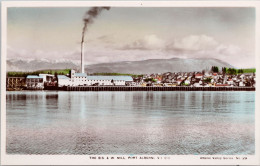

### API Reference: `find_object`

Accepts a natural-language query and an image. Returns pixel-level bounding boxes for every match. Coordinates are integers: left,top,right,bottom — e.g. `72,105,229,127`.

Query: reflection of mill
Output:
56,93,72,113
71,93,105,154
45,94,58,110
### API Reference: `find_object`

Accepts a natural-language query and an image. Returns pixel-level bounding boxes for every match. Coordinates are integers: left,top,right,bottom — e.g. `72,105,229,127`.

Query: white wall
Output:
58,79,71,87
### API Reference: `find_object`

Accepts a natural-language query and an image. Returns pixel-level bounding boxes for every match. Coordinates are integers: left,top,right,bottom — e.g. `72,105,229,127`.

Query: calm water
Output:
6,91,255,155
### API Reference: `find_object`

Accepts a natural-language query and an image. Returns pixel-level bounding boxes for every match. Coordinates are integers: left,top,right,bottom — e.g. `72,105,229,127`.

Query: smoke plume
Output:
81,7,110,42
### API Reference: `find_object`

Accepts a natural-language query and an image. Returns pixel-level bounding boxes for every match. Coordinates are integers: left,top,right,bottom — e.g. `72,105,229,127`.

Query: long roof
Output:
57,75,70,79
87,76,133,81
75,73,87,77
57,74,133,81
27,75,43,79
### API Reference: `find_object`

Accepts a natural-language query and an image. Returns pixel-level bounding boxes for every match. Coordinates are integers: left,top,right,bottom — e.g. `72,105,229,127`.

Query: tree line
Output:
7,69,70,77
211,66,254,75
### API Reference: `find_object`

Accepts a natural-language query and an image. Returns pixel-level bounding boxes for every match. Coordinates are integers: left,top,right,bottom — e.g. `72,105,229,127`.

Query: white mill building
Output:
57,41,133,87
57,70,133,87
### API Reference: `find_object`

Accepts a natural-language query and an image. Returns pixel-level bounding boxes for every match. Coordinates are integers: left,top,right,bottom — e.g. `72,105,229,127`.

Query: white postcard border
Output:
1,1,260,165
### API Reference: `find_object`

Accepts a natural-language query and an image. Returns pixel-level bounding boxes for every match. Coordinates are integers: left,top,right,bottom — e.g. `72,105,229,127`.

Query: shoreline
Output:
8,86,255,91
65,86,255,91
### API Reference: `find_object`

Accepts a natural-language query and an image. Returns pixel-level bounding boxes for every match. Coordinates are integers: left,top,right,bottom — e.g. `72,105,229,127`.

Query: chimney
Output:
81,41,85,73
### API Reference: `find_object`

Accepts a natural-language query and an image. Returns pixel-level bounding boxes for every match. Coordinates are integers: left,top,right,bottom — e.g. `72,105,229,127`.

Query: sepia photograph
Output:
1,1,260,165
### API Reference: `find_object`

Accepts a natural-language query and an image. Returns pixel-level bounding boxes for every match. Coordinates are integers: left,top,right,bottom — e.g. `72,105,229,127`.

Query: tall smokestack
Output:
81,41,85,73
80,7,110,73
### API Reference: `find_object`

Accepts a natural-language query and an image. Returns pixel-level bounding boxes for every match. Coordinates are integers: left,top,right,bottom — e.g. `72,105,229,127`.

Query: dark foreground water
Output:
6,91,255,155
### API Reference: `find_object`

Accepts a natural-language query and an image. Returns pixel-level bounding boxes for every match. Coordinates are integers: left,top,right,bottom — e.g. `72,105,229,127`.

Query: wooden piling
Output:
64,86,255,91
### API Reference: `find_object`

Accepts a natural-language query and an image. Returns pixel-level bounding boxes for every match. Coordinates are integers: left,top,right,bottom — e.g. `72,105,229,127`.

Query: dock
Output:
64,86,255,91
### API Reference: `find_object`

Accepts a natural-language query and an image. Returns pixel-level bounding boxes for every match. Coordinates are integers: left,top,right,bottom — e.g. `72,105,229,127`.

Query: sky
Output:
7,7,255,68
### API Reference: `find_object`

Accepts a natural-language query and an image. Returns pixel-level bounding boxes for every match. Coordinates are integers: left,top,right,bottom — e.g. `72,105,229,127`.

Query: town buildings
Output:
6,69,256,90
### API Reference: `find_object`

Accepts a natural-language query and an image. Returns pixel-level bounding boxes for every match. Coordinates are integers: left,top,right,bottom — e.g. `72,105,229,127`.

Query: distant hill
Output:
85,58,234,74
7,59,79,72
7,58,234,74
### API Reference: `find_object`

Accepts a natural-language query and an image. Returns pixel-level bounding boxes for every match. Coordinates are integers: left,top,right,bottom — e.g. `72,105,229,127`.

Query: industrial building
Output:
57,69,133,87
6,77,26,90
26,74,55,89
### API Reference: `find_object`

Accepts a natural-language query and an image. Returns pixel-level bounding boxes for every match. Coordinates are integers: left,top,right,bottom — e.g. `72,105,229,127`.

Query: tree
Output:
227,68,237,75
204,78,212,83
54,72,58,78
215,66,219,73
222,67,227,74
202,70,205,75
211,66,219,73
238,69,243,74
144,78,156,83
232,68,237,75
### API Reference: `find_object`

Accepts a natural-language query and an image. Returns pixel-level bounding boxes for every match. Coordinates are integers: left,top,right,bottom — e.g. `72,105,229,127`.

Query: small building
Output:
57,75,71,87
26,75,44,89
215,84,230,87
133,77,143,83
195,73,203,79
239,81,245,87
184,80,190,85
193,83,201,87
6,77,26,90
177,79,182,85
39,74,55,83
240,74,245,79
227,78,234,85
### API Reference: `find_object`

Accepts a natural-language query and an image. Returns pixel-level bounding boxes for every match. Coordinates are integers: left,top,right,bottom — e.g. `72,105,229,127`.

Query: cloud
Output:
122,34,165,50
122,34,219,52
119,34,255,67
168,35,219,51
216,44,242,55
7,34,255,68
7,46,80,62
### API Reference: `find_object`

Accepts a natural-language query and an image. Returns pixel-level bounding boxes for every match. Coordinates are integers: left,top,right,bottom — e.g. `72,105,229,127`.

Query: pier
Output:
65,86,255,91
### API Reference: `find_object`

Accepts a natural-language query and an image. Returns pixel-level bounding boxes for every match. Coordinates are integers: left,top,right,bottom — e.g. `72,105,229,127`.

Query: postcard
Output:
1,1,260,165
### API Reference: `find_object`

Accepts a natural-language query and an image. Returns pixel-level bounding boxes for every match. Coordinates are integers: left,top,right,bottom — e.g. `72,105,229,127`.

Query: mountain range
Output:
7,58,234,74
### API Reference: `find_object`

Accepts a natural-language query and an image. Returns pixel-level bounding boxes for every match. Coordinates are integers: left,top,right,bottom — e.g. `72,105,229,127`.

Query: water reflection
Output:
6,91,255,155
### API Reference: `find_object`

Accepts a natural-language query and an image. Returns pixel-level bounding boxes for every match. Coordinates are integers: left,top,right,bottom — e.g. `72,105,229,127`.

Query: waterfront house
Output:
239,81,245,87
184,79,190,85
177,79,182,85
26,75,44,89
215,84,230,87
195,73,203,79
227,78,234,85
193,82,201,87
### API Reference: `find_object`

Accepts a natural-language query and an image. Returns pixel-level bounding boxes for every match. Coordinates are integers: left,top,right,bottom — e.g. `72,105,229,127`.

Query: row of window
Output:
73,77,87,79
72,79,124,82
26,79,43,82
